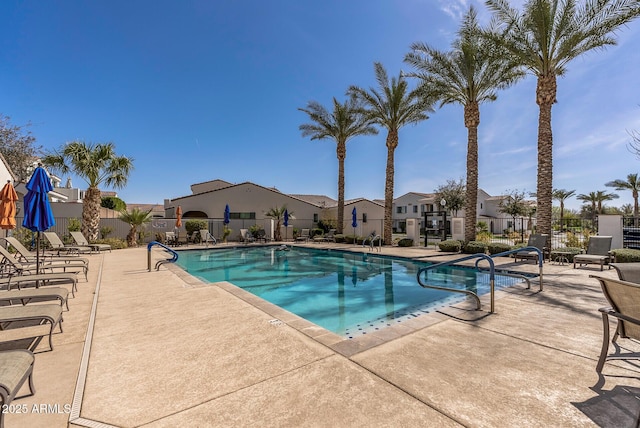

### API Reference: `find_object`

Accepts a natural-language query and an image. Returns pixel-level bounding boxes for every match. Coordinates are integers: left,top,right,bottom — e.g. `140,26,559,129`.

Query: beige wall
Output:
170,182,322,226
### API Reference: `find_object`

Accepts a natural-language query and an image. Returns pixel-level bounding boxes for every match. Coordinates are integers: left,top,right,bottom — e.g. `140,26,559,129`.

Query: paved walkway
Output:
2,243,639,427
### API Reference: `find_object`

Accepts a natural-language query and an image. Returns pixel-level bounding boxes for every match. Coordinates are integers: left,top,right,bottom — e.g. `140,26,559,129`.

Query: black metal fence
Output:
471,217,597,250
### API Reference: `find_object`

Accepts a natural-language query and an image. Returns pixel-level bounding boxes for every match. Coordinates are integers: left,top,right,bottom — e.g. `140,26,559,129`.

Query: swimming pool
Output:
175,246,525,338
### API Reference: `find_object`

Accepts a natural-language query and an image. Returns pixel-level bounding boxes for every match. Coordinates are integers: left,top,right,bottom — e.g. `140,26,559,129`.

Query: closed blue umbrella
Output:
351,207,357,244
283,209,289,241
224,204,230,225
22,166,55,274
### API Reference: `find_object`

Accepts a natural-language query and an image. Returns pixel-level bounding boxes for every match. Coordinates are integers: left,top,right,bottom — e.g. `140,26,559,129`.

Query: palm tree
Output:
605,173,640,221
348,63,434,245
552,188,576,231
577,192,598,222
299,97,377,234
486,0,640,238
265,205,293,241
404,6,524,242
42,141,133,241
595,190,619,214
118,207,152,247
577,190,619,221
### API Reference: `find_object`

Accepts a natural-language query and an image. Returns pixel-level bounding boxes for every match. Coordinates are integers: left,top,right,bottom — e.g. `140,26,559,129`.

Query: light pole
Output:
440,199,447,241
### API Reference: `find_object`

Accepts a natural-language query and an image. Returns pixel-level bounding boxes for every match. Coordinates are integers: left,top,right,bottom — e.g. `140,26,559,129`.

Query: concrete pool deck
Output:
2,242,639,427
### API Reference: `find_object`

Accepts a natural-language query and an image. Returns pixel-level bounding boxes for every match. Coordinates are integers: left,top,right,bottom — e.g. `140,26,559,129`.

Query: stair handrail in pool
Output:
147,241,179,271
417,253,495,312
362,233,382,252
484,247,544,292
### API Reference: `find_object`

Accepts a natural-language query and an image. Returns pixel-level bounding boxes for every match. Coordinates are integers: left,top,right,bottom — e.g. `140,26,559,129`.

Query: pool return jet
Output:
416,247,544,313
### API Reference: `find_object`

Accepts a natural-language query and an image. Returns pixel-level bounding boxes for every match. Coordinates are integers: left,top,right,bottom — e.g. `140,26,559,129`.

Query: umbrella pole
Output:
36,231,40,275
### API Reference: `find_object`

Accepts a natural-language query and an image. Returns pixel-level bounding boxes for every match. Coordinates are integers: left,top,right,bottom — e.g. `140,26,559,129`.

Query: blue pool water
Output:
175,246,524,338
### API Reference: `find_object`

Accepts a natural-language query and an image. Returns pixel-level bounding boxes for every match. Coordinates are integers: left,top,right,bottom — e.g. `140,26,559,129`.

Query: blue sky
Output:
1,0,639,212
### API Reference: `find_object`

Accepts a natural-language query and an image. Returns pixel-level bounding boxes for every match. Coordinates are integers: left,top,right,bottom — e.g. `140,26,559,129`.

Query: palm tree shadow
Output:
572,374,640,427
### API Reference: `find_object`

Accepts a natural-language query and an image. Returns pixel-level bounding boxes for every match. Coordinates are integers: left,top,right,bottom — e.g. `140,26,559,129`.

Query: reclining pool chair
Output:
0,303,63,352
199,229,216,247
43,232,92,256
2,237,89,269
0,349,35,428
610,263,640,284
574,236,613,271
0,273,78,296
240,229,255,244
0,286,70,310
0,245,87,280
296,229,310,243
70,231,111,253
514,234,549,263
590,275,640,373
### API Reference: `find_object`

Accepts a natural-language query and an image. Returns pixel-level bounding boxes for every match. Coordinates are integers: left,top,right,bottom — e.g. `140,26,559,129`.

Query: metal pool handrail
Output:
147,241,179,271
416,247,544,314
417,253,495,312
362,234,382,252
485,247,544,292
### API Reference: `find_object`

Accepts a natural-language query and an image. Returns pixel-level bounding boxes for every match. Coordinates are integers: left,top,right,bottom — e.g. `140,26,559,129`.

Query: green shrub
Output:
95,237,127,249
249,224,265,238
463,241,487,254
550,247,583,263
185,220,207,239
438,240,461,253
488,243,512,255
317,219,337,233
310,228,324,239
334,234,345,243
344,235,357,244
611,248,640,263
100,226,113,239
397,238,413,247
564,231,591,251
475,230,492,244
507,231,524,244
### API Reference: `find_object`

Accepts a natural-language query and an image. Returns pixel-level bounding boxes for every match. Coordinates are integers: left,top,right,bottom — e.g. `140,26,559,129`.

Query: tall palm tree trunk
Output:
82,186,102,241
535,74,556,241
464,102,480,242
337,141,346,234
383,130,399,245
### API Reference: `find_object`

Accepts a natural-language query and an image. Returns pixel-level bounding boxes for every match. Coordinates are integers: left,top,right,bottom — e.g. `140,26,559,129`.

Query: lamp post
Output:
440,199,447,241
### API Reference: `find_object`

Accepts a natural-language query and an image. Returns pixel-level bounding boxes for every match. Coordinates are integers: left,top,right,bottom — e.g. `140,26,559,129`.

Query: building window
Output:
313,213,318,222
230,212,256,220
413,205,418,213
396,206,403,214
480,203,483,209
362,213,367,223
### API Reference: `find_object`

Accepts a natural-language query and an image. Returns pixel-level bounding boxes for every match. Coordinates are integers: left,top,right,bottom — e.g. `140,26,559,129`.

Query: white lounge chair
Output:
199,230,216,247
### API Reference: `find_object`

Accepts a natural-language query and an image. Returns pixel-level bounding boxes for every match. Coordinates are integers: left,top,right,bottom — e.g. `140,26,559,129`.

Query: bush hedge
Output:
438,240,461,253
611,248,640,263
463,241,487,254
397,238,413,247
185,220,207,239
487,242,512,255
